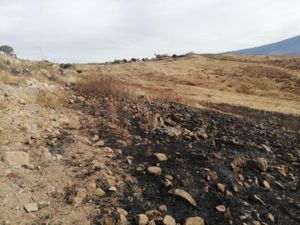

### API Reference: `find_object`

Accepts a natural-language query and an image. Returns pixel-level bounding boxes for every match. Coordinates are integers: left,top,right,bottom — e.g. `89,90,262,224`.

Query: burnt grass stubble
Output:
72,95,299,225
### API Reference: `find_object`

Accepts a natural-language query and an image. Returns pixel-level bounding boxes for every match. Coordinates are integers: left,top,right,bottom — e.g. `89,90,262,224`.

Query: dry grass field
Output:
78,54,300,115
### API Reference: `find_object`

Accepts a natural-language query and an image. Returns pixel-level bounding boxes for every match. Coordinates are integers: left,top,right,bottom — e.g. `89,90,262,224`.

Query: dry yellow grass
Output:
78,54,300,115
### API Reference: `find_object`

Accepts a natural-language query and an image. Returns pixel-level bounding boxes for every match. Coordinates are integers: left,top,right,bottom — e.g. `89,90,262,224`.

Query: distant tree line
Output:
104,52,197,65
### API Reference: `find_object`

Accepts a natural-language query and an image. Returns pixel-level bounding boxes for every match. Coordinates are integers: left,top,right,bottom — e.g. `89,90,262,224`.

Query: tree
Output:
0,45,15,56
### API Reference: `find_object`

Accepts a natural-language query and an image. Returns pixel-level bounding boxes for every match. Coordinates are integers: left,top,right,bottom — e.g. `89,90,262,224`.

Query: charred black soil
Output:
72,96,300,225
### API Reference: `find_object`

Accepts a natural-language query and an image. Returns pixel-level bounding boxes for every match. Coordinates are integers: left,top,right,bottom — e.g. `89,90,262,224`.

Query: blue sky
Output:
1,0,300,62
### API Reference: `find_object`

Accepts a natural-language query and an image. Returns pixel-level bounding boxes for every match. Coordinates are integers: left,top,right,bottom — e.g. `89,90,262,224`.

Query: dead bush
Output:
76,74,135,100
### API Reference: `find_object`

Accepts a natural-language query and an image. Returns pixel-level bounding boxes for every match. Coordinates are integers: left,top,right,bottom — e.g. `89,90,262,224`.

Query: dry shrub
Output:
37,90,61,109
76,74,135,100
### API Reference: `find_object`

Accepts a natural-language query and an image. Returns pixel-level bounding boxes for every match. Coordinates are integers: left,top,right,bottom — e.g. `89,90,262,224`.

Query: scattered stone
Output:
163,215,176,225
163,179,173,188
197,128,208,140
154,153,168,161
91,135,99,142
206,170,218,181
168,189,197,206
145,210,161,220
148,220,156,225
226,190,233,197
216,205,226,213
56,154,63,160
117,214,128,225
18,98,26,105
267,213,275,223
277,165,288,177
2,151,32,168
24,203,39,213
147,166,162,176
231,155,247,168
217,183,226,193
117,208,128,216
93,140,105,147
136,214,149,225
253,157,268,172
159,205,168,212
262,144,273,153
254,194,266,205
185,217,205,225
262,180,271,190
109,186,117,192
95,188,106,197
252,220,261,225
165,175,173,180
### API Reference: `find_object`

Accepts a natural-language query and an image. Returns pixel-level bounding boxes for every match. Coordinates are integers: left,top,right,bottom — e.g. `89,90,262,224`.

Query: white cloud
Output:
0,0,300,62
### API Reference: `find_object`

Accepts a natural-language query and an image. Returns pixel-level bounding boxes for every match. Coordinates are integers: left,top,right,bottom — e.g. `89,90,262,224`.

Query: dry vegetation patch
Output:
76,74,136,100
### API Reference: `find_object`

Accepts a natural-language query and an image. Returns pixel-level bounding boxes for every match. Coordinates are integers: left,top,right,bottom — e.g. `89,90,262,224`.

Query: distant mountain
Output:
226,35,300,56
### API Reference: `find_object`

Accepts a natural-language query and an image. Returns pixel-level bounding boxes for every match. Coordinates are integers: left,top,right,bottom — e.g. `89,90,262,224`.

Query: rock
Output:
161,127,182,137
147,166,162,176
94,188,106,197
24,203,38,213
56,154,63,161
185,217,205,225
168,189,197,206
197,128,208,140
145,210,161,220
159,205,168,212
216,183,226,193
154,153,168,161
277,165,288,177
91,135,99,142
231,155,247,168
262,144,273,153
206,170,218,181
262,180,270,190
252,220,261,225
93,140,105,147
18,98,26,105
253,157,268,172
109,186,117,192
226,190,233,197
117,214,128,225
2,151,32,168
117,208,128,216
163,215,176,225
267,213,275,223
163,179,173,188
216,205,226,213
148,220,156,225
136,214,149,225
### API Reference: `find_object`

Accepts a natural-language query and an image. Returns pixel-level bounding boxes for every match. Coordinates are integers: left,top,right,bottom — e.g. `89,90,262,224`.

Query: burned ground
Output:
71,95,300,225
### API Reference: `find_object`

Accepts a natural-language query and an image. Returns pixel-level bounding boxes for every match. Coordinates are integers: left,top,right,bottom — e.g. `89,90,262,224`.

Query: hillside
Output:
79,54,300,115
226,35,300,56
0,55,299,225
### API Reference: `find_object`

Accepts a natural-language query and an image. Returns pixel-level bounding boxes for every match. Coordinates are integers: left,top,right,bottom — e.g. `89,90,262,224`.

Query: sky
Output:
1,0,300,63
